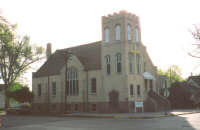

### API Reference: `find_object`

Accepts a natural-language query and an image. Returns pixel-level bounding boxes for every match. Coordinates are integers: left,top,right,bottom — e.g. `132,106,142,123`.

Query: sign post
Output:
135,101,144,112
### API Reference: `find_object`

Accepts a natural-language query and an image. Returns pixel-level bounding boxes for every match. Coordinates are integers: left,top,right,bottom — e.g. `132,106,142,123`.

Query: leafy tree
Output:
0,17,44,109
7,85,33,103
158,65,183,84
8,82,23,92
168,82,195,109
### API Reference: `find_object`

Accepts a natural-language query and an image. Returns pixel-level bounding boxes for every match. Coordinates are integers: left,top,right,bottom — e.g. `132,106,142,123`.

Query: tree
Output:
7,84,33,103
189,25,200,58
158,65,183,84
0,17,44,109
168,82,195,109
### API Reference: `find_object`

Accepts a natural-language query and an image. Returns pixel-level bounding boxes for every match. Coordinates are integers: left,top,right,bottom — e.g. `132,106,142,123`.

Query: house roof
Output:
188,76,200,88
33,41,101,78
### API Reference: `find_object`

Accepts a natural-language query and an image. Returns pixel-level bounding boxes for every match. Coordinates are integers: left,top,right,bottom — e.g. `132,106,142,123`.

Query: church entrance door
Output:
109,90,119,113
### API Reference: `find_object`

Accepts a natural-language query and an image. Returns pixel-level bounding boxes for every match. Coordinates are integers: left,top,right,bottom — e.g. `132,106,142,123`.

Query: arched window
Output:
137,85,141,96
128,24,132,40
115,25,121,40
91,78,96,93
66,67,79,96
128,53,134,73
104,28,110,43
116,53,122,73
136,54,141,74
105,55,111,75
130,84,134,96
135,27,139,42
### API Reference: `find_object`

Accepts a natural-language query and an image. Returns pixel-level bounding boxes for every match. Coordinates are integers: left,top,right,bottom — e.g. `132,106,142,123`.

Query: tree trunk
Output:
4,85,10,110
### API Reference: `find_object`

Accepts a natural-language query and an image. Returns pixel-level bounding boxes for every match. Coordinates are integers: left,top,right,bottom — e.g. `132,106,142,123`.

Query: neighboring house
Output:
0,84,5,109
158,75,170,97
32,11,170,113
187,76,200,105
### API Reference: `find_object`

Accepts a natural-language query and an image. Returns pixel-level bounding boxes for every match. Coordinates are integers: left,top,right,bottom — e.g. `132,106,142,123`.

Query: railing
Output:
148,90,170,111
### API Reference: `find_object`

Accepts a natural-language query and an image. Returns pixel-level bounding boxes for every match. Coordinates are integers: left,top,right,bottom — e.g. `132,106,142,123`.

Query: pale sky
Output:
1,0,200,85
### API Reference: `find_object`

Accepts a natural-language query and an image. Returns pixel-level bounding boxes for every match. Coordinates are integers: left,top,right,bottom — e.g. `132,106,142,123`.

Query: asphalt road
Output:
1,113,200,130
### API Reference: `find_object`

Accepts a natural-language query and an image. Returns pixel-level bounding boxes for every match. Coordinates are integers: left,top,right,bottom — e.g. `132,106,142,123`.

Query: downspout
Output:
47,76,50,113
86,69,89,112
64,66,68,113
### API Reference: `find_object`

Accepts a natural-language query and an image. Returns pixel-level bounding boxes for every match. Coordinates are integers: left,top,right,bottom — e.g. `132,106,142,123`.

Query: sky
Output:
1,0,200,85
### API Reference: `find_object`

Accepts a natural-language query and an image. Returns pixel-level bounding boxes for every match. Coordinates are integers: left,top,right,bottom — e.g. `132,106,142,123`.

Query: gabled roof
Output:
188,76,200,89
33,41,101,78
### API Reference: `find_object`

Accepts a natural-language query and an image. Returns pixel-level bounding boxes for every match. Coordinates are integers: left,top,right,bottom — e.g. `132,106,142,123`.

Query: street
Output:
1,113,200,130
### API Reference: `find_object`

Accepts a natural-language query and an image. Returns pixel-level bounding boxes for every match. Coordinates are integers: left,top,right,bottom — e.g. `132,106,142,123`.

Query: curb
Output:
61,111,200,119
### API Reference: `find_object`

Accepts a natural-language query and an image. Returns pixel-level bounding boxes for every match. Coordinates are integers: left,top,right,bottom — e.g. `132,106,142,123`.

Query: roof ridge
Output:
58,41,101,52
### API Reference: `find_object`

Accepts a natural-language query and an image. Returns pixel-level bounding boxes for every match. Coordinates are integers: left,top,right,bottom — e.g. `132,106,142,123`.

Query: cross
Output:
132,43,140,73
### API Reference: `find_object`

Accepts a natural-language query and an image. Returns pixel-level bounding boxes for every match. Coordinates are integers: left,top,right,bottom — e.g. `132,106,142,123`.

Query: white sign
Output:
135,101,143,107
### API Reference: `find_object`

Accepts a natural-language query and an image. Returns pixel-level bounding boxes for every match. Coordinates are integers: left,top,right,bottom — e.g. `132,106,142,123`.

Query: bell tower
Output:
101,11,141,76
101,11,142,107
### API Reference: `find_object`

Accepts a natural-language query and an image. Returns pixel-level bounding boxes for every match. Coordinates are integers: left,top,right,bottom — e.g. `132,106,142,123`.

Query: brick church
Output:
32,11,170,113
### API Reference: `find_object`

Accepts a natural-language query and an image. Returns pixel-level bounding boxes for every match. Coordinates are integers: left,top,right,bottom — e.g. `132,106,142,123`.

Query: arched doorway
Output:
109,90,119,112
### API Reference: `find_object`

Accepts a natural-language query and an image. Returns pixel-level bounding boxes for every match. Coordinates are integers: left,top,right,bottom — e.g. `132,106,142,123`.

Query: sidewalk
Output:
62,109,200,119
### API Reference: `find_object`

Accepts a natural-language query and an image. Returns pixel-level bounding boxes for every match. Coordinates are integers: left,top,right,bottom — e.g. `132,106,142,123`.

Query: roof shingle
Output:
33,41,101,78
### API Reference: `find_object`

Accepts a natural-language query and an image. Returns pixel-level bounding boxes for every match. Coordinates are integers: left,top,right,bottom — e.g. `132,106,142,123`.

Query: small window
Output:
137,85,141,96
130,84,134,96
76,80,79,96
145,79,148,90
105,55,111,75
104,28,110,43
150,80,153,90
136,54,141,74
92,104,97,111
128,24,132,40
52,82,56,96
128,53,134,73
91,78,96,93
38,84,41,96
116,53,122,73
115,25,121,40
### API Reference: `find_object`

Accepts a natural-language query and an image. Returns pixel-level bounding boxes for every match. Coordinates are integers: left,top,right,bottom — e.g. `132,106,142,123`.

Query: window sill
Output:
90,93,97,95
116,72,122,74
128,40,133,44
67,95,79,97
129,72,135,74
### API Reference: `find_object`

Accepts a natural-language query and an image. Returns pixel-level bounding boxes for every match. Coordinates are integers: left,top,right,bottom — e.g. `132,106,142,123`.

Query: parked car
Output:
7,105,32,115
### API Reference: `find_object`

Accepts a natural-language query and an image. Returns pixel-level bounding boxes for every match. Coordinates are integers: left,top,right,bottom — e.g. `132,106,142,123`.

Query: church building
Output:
32,11,170,113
